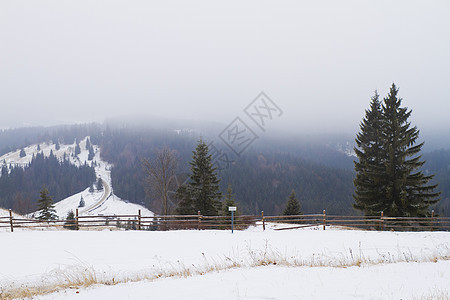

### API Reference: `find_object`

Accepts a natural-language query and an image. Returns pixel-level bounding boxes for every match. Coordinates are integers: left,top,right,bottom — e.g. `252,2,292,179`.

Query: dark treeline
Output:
219,152,355,215
423,149,450,216
97,127,356,215
0,152,96,214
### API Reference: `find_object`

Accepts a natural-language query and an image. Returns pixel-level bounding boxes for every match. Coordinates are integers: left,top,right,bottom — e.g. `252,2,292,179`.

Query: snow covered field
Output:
0,138,448,299
1,227,448,299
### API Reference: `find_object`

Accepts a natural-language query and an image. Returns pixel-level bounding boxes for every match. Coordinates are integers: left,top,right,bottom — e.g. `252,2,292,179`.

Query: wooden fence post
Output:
198,211,201,230
322,210,326,230
75,209,79,230
381,211,384,231
138,209,141,230
431,210,434,231
9,209,13,233
262,211,265,231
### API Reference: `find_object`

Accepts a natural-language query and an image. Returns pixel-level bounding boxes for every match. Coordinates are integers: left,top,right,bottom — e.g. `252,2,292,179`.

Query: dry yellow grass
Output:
1,245,449,300
413,289,449,300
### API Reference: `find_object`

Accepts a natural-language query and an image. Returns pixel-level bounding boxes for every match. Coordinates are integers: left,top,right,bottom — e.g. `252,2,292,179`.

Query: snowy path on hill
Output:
54,140,152,217
80,179,110,214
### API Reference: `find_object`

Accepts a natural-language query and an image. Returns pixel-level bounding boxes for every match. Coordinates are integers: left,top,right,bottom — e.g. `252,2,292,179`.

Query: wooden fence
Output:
1,209,449,232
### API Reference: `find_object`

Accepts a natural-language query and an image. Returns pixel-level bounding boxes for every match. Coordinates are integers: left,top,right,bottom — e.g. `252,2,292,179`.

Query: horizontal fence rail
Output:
1,209,449,232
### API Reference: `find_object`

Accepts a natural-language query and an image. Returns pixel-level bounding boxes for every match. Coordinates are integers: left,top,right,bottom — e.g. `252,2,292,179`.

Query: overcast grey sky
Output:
1,0,449,135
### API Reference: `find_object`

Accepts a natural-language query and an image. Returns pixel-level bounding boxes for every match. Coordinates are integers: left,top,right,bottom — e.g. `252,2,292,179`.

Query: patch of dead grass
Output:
1,243,449,299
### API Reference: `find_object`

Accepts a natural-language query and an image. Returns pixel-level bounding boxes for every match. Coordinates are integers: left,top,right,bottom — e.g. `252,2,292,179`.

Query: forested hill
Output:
107,143,356,215
94,125,357,215
0,152,96,214
0,122,448,216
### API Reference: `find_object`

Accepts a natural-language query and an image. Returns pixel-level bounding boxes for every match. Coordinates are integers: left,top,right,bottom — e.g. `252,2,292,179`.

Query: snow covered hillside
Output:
0,227,448,299
0,137,153,218
0,137,95,171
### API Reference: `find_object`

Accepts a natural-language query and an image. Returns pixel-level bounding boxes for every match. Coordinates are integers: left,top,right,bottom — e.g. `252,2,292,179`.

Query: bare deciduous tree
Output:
142,147,178,215
13,193,32,215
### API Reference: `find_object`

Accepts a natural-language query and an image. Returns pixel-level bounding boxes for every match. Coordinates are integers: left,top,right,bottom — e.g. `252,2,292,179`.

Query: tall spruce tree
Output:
283,189,302,216
175,139,222,215
36,186,58,220
354,84,440,217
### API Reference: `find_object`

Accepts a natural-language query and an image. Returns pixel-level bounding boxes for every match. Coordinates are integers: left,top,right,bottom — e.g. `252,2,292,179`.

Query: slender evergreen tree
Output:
19,148,26,158
86,137,91,150
88,145,95,161
36,186,57,220
96,177,103,191
222,184,238,216
78,195,85,208
64,210,77,230
354,84,440,217
75,141,81,156
283,189,301,215
175,139,222,215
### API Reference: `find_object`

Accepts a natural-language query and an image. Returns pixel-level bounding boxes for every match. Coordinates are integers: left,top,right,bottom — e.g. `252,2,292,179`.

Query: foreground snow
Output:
42,262,450,300
1,227,448,299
